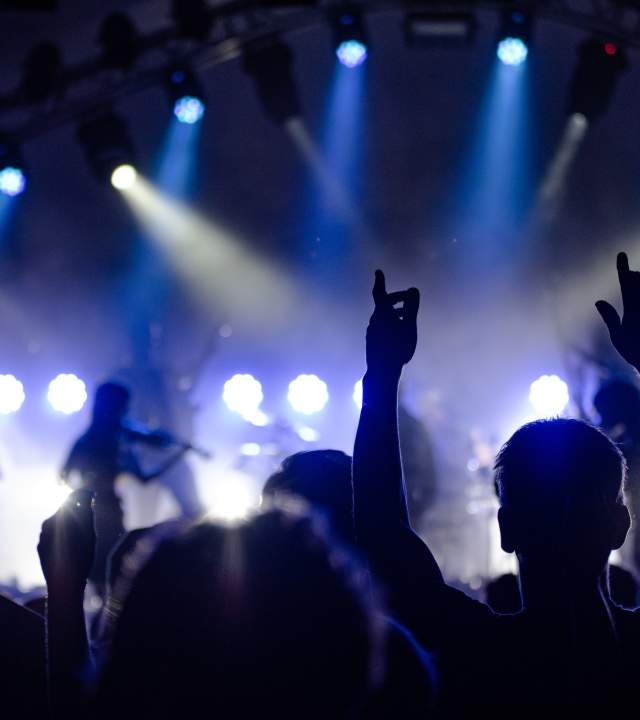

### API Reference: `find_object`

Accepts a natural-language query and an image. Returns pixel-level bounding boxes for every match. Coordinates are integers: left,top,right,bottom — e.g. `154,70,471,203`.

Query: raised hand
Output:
38,489,95,592
596,252,640,371
366,270,420,376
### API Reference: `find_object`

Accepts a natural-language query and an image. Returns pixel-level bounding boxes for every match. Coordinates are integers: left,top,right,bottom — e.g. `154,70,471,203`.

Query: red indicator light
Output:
604,42,617,56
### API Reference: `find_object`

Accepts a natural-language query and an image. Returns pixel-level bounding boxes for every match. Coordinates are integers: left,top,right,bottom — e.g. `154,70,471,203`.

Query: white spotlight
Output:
529,374,570,418
111,163,137,190
0,374,25,414
48,373,87,414
222,374,264,421
287,374,329,415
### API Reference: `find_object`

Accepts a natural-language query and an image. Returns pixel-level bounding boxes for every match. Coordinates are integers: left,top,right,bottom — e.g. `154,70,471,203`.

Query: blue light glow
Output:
174,96,205,124
497,37,528,66
48,374,88,415
288,374,329,415
336,40,368,68
0,374,25,414
0,167,26,197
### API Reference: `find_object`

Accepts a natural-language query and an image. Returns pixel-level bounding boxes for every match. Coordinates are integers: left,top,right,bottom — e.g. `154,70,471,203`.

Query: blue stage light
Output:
497,37,528,66
336,39,368,68
331,6,368,69
48,374,88,415
0,166,26,197
174,95,205,124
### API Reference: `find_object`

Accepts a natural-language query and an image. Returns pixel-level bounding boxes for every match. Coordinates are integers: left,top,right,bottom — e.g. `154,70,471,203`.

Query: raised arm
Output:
353,271,442,583
38,490,96,719
597,251,640,373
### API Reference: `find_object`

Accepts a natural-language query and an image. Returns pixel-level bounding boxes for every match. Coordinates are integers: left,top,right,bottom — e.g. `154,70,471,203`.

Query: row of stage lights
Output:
0,7,629,197
0,370,570,421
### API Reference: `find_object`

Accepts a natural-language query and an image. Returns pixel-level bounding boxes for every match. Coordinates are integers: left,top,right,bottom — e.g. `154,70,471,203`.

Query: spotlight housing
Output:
77,110,136,185
497,9,531,66
243,37,301,124
567,37,628,120
98,12,140,71
330,5,368,68
0,140,26,197
165,67,206,124
21,42,62,103
171,0,214,42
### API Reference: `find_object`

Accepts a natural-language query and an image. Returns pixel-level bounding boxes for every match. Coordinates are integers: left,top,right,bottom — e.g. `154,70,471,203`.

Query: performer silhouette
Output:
61,382,188,593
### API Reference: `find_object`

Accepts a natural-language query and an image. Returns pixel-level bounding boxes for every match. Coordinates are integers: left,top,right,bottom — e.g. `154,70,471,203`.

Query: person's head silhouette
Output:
263,450,355,544
96,508,379,719
92,382,130,428
495,419,630,599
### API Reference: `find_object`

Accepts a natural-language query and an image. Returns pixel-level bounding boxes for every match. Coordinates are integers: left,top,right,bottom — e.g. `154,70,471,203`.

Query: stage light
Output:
497,10,531,66
174,95,205,124
331,6,368,68
497,37,528,66
0,166,26,197
166,67,206,124
223,374,264,421
353,379,363,409
0,375,25,414
243,37,301,124
98,12,140,70
77,111,136,185
111,163,137,189
48,373,87,414
567,37,628,121
529,374,570,418
337,40,367,68
0,140,26,197
288,374,329,415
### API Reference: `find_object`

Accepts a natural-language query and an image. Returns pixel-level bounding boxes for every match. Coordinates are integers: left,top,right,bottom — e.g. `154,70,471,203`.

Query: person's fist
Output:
366,270,420,374
596,252,640,371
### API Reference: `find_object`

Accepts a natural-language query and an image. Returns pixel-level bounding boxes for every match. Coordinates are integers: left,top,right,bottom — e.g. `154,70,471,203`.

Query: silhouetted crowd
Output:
3,252,640,718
